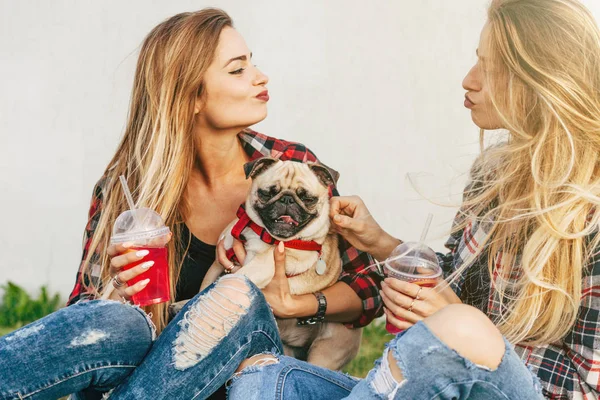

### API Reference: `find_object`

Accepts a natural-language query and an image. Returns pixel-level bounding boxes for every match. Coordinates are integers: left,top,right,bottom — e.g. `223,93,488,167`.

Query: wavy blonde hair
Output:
80,9,233,332
456,0,600,345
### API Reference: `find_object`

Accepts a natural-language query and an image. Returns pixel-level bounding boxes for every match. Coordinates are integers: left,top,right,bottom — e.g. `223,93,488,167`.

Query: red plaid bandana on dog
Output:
224,204,323,265
67,129,382,328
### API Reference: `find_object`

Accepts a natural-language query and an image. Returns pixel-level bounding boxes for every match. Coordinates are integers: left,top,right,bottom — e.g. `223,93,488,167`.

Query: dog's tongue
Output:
279,215,298,225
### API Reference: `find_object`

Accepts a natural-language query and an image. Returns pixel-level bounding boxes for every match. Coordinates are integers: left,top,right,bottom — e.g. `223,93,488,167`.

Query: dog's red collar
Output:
226,205,322,264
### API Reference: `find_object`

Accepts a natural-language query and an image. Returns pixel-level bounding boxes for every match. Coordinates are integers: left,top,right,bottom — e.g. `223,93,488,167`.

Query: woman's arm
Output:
67,179,107,305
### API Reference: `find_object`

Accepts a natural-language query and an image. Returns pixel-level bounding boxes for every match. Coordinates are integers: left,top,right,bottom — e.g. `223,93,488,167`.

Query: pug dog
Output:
199,157,362,370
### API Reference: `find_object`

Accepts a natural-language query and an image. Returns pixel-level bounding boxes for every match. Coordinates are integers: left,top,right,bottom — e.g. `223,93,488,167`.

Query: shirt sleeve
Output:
337,235,384,327
329,184,383,328
67,179,106,305
515,251,600,399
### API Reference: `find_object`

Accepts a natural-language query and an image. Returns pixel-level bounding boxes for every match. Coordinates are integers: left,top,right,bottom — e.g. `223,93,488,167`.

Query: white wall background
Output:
2,0,599,299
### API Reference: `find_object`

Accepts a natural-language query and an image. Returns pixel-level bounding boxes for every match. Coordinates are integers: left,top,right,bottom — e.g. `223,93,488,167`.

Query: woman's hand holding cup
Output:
106,233,172,302
381,278,462,331
107,242,153,301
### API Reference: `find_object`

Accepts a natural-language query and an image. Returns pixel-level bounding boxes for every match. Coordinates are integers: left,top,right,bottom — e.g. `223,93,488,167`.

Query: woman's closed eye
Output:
229,64,257,75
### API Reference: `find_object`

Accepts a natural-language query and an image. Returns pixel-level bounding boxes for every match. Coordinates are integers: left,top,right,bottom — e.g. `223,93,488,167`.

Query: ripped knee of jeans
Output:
173,275,254,370
236,353,280,373
228,352,280,387
369,347,406,398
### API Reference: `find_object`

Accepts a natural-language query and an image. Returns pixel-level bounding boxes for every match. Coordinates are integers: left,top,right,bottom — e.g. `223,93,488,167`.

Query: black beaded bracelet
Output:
297,291,327,325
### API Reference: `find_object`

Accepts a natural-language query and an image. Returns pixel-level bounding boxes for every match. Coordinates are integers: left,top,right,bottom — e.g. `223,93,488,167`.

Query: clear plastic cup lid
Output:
384,242,441,279
111,208,171,244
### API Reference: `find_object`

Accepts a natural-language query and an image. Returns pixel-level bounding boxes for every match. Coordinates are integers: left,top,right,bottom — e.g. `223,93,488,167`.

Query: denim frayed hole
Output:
68,329,109,347
369,348,405,399
173,275,253,370
227,354,280,388
101,388,115,399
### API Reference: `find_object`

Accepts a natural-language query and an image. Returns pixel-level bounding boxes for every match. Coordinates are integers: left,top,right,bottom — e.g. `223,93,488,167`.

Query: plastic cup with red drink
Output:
383,241,442,334
110,176,171,307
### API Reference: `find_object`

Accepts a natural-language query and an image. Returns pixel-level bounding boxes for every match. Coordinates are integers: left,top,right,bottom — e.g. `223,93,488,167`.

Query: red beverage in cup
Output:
383,242,442,334
111,208,171,307
122,247,170,306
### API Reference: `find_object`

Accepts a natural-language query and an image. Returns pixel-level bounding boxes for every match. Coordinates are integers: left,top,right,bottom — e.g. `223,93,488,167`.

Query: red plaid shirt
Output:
67,129,382,328
439,193,600,399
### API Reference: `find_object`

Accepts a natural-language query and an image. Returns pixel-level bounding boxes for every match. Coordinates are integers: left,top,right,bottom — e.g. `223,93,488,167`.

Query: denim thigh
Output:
349,321,543,399
0,300,154,400
108,275,283,400
227,355,359,400
228,321,544,400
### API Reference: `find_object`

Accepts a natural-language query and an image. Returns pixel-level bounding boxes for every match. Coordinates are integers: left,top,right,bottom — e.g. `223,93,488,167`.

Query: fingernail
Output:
381,281,387,287
141,261,154,269
277,241,285,253
136,250,150,257
333,214,341,222
141,278,150,286
123,242,134,248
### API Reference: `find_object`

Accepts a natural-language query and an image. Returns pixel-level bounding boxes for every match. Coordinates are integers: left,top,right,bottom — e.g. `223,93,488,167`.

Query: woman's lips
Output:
256,90,269,102
464,95,475,109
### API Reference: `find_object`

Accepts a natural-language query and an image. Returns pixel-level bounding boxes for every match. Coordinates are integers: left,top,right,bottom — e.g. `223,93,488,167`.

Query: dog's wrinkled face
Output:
244,158,338,240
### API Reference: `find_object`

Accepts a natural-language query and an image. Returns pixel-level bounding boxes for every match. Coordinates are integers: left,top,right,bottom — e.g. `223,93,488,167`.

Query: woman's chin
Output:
246,111,268,126
471,113,501,131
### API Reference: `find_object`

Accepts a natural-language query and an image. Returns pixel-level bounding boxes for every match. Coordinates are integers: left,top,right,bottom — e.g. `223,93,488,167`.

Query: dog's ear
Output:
309,162,340,187
244,157,279,179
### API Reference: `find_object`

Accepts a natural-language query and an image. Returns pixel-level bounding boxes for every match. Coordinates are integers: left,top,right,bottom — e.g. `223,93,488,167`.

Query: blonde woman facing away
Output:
0,9,380,400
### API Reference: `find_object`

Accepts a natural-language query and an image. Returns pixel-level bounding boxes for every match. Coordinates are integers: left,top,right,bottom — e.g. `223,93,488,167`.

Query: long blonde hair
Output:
458,0,600,345
81,9,233,332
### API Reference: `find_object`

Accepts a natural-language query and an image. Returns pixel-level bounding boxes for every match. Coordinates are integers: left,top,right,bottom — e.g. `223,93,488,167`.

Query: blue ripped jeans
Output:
227,322,544,400
0,275,543,400
0,275,282,400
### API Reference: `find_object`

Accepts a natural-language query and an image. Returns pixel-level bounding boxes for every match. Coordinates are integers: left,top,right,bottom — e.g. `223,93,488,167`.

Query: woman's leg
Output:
228,304,543,400
108,274,283,400
0,300,154,400
349,304,543,399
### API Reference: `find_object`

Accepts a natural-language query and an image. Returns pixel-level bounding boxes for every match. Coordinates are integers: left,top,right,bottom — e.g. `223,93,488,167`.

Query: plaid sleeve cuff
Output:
338,237,384,328
339,272,384,328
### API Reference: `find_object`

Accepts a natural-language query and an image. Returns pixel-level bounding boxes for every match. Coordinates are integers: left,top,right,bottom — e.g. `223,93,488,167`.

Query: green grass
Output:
344,320,394,378
0,326,15,337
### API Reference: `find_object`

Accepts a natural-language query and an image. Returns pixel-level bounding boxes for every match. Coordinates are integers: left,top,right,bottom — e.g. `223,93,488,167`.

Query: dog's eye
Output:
297,188,317,206
258,189,272,202
302,195,318,206
258,186,279,202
